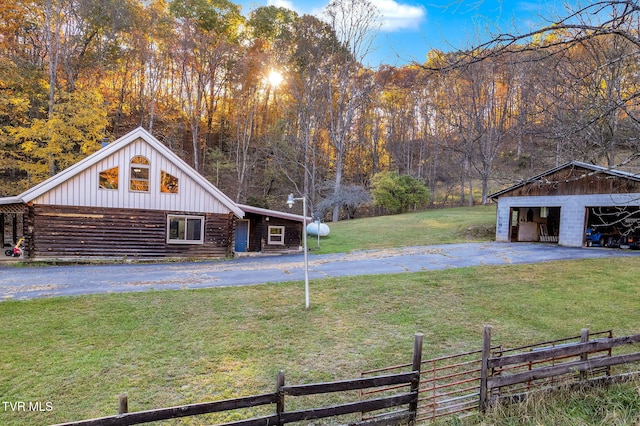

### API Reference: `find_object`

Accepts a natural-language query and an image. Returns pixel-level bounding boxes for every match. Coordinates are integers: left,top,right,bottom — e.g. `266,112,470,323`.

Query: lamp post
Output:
286,193,310,309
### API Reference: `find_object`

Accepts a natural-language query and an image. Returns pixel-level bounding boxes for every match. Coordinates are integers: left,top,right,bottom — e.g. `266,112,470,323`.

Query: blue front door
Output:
234,220,249,252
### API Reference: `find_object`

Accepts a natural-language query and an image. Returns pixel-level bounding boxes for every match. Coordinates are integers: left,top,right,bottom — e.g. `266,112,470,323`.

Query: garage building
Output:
489,161,640,247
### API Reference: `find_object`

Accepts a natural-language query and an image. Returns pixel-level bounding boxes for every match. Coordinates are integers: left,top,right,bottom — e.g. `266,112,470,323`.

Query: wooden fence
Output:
481,326,640,410
51,328,640,426
51,335,424,426
361,326,640,423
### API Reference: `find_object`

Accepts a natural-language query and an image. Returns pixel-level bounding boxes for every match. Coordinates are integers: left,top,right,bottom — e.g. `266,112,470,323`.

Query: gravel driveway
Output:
1,242,638,300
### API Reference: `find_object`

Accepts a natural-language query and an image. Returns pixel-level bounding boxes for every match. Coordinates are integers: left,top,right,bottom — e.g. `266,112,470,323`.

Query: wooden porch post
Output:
12,213,18,245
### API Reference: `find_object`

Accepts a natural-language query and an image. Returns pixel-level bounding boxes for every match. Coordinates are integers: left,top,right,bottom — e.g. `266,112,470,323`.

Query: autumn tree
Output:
243,6,298,206
170,0,243,172
324,0,380,221
445,0,640,170
544,34,640,166
10,89,108,181
285,14,335,211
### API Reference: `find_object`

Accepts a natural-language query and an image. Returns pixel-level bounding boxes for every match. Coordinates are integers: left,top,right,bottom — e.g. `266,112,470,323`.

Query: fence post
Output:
408,332,423,425
276,371,285,426
479,325,492,412
580,328,589,382
118,394,128,415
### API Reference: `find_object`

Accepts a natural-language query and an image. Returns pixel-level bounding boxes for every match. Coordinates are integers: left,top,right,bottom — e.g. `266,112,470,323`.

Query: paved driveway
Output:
1,242,638,300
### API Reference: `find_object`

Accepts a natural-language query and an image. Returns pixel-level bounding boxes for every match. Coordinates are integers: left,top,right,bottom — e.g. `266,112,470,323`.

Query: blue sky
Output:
237,0,569,66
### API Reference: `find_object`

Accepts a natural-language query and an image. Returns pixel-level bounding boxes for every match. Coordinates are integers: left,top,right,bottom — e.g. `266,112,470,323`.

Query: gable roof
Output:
1,127,244,217
238,203,311,223
489,160,640,200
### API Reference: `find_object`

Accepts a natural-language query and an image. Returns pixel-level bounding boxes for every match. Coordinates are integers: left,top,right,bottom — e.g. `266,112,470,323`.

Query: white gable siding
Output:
31,138,231,214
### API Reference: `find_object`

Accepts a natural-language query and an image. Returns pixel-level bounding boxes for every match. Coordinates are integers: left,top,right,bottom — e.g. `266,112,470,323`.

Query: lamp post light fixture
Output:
286,193,310,309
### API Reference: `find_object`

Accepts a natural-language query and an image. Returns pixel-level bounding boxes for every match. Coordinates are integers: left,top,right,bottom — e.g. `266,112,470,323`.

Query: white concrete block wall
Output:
495,193,640,247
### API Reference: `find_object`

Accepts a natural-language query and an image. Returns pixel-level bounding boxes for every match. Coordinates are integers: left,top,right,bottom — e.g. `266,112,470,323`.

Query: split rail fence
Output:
361,326,640,423
52,327,640,426
51,335,424,426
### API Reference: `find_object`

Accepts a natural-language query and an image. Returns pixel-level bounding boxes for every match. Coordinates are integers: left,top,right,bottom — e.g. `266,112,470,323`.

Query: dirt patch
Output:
465,225,496,240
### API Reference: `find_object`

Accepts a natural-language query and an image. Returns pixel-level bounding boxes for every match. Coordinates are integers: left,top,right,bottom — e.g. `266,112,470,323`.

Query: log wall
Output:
261,216,303,254
245,213,303,254
29,204,234,260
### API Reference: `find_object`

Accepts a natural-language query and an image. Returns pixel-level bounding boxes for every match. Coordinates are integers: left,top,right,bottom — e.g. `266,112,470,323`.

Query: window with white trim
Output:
130,156,150,192
167,215,205,244
267,226,285,245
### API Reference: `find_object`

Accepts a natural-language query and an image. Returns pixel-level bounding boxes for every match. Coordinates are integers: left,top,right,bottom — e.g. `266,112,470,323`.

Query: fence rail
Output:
362,327,640,423
51,328,640,426
51,335,424,426
481,327,640,410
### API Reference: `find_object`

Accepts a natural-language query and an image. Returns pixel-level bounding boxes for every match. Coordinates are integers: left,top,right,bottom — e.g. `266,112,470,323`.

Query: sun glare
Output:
267,70,284,87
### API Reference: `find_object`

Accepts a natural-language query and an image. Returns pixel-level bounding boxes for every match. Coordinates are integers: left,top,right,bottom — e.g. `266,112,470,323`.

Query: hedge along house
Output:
489,160,640,247
0,127,245,260
235,203,310,255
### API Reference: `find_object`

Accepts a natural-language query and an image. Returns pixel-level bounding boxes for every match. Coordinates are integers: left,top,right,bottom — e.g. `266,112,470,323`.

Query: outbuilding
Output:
489,161,640,247
0,127,247,260
235,204,310,255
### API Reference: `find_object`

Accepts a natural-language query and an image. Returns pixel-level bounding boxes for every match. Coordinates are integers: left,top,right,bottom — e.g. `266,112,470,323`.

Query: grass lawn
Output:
1,205,639,425
312,205,496,254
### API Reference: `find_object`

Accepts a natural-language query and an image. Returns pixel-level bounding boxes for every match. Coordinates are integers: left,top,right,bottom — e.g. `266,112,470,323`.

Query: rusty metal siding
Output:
497,166,640,198
29,139,231,214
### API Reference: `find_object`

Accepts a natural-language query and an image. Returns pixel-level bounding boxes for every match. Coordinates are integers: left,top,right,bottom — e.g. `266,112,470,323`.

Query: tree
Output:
170,0,242,172
226,41,270,202
324,0,380,222
10,88,108,182
431,0,640,171
371,171,428,214
284,14,335,210
317,184,370,219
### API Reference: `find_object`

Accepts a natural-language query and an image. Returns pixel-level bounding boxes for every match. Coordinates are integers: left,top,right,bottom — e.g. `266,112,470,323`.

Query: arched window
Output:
130,156,150,192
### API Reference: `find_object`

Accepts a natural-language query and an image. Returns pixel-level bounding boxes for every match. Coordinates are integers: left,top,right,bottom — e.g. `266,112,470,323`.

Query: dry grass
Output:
444,377,640,426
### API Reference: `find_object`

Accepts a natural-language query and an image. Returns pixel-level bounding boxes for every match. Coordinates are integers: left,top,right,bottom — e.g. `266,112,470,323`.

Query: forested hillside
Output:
2,0,640,219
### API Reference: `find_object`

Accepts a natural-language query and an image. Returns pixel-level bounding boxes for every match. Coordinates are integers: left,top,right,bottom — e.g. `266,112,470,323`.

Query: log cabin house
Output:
489,160,640,247
0,127,306,261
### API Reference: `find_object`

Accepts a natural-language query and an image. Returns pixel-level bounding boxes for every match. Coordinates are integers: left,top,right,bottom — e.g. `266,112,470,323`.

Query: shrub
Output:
371,171,429,214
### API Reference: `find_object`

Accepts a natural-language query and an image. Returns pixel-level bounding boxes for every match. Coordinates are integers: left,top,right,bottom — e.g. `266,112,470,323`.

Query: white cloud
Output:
372,0,426,32
267,0,297,11
269,0,425,32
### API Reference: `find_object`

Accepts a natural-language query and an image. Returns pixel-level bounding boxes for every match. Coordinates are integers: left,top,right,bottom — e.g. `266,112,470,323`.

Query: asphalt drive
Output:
1,242,639,300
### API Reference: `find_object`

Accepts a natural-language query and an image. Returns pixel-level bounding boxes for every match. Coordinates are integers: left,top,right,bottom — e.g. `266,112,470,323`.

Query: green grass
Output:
313,205,496,254
446,378,640,425
2,257,640,425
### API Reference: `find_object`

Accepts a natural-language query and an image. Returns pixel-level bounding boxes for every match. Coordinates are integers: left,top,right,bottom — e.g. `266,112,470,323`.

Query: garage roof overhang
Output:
489,160,640,201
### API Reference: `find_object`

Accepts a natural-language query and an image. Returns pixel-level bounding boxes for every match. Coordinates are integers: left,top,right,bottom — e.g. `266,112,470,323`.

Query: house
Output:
489,160,640,247
0,127,251,260
236,203,310,254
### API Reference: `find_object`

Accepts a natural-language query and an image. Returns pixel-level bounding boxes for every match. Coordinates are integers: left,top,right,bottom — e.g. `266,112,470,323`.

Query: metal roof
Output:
237,203,311,223
489,160,640,200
